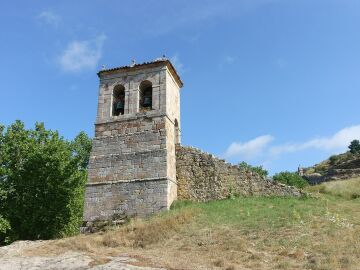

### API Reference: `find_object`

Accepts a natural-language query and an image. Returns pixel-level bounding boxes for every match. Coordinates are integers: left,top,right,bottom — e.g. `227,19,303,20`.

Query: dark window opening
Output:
113,85,125,116
174,119,180,144
139,81,152,111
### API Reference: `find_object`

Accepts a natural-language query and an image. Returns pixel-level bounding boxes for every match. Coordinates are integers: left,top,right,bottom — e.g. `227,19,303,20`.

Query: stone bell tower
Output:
83,59,183,223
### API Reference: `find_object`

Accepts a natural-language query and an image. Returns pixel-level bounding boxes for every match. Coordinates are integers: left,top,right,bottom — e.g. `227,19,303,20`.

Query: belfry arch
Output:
112,84,125,116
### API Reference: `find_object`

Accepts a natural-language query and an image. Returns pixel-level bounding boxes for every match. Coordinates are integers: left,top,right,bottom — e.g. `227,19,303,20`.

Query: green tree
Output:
0,215,11,244
0,173,11,244
238,161,268,178
0,121,92,244
71,131,93,170
348,139,360,154
273,171,308,189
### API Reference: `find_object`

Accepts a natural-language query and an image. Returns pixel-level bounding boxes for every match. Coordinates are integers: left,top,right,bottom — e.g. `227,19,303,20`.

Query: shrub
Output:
273,171,308,188
348,139,360,154
305,168,315,174
314,164,328,175
329,155,341,165
238,161,268,178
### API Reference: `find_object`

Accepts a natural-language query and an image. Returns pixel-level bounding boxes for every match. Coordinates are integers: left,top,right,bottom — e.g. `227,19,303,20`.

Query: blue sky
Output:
1,0,360,174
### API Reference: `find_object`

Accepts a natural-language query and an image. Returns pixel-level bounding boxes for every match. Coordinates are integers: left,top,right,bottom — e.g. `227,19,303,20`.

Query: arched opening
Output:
112,85,125,116
174,119,180,144
139,80,152,111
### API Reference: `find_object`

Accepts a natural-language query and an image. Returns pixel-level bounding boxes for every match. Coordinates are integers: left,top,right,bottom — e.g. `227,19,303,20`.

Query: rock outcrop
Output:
0,241,164,270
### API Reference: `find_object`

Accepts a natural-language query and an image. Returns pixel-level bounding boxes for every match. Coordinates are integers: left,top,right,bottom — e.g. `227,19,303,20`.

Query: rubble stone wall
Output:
176,145,303,202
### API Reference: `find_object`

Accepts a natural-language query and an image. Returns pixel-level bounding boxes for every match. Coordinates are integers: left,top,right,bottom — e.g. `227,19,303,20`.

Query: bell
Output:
143,97,152,107
115,101,124,110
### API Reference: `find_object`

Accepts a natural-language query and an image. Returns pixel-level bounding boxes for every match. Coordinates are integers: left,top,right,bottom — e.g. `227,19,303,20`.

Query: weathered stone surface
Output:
0,241,164,270
83,179,172,222
176,145,303,202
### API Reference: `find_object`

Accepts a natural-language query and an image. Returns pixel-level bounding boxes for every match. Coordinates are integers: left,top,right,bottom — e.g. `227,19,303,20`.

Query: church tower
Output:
83,59,183,223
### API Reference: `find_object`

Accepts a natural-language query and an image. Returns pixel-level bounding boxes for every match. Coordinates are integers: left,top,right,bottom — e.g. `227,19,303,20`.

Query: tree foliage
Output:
238,161,268,178
348,139,360,154
0,121,92,245
0,215,10,244
273,171,308,189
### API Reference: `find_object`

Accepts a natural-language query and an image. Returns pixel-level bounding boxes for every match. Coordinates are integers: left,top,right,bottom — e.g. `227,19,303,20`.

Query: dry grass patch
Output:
26,207,196,256
306,177,360,199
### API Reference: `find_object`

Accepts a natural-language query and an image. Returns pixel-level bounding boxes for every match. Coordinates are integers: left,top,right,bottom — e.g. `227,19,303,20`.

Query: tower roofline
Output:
97,59,183,88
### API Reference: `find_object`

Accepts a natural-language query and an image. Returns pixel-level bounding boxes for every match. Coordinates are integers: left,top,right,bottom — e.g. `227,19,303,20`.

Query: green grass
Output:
174,196,325,229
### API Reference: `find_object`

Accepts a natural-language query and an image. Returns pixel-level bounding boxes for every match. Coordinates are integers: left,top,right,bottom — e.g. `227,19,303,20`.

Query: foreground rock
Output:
0,241,164,270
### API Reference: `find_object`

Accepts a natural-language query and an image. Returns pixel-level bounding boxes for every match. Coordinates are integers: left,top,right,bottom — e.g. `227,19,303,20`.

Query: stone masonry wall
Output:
83,179,169,222
88,116,168,184
84,113,175,222
176,145,303,202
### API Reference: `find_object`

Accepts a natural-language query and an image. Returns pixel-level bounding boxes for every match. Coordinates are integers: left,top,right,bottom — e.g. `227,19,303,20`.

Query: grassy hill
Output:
23,178,360,270
304,152,360,183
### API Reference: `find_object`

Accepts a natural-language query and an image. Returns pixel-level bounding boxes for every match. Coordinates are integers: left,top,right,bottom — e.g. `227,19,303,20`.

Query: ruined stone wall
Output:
176,145,303,202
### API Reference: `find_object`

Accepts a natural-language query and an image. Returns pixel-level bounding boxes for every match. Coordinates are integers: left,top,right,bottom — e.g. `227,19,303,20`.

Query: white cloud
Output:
224,125,360,162
223,125,360,173
270,125,360,156
38,10,61,26
224,135,274,160
57,34,106,73
224,125,360,165
144,0,273,36
170,54,185,74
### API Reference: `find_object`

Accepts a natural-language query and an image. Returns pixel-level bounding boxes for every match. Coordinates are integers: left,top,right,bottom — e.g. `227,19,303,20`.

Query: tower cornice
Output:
97,60,183,88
